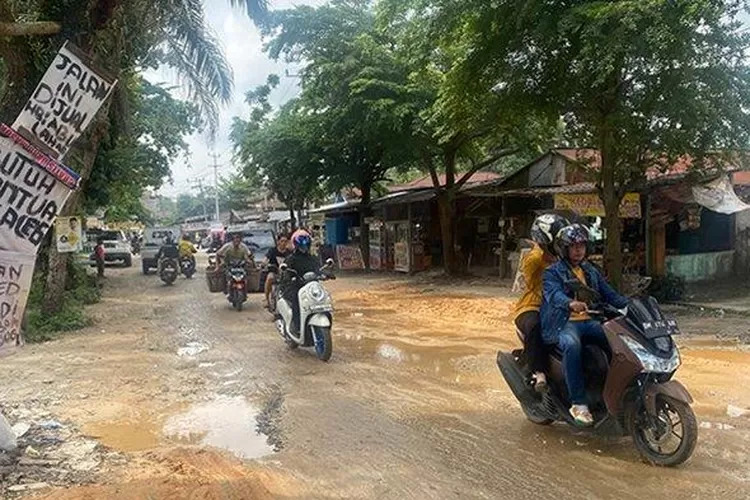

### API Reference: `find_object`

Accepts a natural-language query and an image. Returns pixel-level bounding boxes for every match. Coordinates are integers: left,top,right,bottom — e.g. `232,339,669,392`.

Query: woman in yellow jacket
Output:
513,214,569,392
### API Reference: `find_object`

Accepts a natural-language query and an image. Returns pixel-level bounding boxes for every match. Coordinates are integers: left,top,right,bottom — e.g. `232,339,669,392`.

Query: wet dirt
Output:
0,258,747,498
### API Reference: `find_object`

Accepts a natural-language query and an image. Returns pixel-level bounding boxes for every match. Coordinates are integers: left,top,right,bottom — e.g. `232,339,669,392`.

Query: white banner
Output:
55,216,82,253
0,133,75,254
0,251,35,352
12,42,116,160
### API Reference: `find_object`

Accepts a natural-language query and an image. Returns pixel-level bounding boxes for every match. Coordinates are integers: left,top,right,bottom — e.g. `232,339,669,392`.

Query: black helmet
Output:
554,223,590,261
530,214,570,255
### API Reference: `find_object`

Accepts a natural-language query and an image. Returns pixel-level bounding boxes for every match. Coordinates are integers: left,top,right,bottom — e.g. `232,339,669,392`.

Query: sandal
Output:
569,405,594,426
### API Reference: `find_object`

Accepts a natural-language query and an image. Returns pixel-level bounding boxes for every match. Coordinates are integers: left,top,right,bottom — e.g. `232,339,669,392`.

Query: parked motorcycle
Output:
497,280,697,466
275,259,335,362
159,257,178,286
180,255,196,279
226,259,248,311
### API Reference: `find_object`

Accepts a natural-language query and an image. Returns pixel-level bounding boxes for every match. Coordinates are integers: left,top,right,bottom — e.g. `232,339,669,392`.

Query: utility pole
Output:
209,152,221,223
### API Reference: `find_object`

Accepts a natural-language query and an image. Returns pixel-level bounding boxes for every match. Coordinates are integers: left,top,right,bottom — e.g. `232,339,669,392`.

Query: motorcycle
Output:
497,279,697,466
275,259,335,362
180,255,196,279
226,259,248,311
159,257,178,286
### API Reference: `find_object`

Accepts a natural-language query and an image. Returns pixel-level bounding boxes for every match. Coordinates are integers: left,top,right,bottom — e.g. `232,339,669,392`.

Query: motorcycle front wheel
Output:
311,326,332,362
628,395,697,466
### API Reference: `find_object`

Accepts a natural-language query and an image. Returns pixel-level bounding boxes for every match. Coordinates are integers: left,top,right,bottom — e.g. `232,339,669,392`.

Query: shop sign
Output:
554,192,641,218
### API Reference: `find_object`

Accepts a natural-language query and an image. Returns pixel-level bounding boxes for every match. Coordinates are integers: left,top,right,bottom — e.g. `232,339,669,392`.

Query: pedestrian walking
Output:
94,237,106,278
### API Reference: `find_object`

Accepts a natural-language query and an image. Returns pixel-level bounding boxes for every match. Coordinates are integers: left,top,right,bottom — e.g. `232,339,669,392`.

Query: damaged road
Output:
0,257,748,498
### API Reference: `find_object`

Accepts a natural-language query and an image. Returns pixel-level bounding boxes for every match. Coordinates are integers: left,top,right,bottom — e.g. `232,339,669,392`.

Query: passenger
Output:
541,223,628,426
513,214,569,392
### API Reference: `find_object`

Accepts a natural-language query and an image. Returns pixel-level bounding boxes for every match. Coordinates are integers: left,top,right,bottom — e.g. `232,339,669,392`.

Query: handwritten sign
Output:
335,244,364,270
0,251,34,352
0,134,75,253
12,42,116,160
554,192,641,218
55,216,82,253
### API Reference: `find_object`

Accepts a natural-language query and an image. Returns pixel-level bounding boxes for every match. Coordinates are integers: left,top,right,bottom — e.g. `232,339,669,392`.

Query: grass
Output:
24,261,101,343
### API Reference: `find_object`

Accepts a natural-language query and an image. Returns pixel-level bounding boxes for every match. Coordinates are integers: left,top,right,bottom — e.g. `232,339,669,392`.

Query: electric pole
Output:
209,152,221,223
189,178,208,220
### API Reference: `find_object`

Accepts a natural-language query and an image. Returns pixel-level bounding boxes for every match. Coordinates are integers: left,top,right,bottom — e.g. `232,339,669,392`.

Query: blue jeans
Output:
558,320,609,405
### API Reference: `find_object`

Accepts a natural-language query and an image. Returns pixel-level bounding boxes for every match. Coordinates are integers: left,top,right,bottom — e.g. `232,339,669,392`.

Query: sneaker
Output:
532,372,548,393
569,404,594,426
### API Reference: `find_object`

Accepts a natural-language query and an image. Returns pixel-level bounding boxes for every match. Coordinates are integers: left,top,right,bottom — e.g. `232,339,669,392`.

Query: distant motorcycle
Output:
275,259,335,362
159,257,178,286
226,259,248,311
180,255,196,279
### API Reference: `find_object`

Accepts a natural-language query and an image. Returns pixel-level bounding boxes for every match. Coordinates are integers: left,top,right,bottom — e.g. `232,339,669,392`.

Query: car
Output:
84,229,132,267
141,226,180,274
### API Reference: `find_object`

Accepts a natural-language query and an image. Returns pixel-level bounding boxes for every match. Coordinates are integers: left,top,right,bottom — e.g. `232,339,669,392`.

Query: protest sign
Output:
12,42,116,160
55,216,82,253
0,251,35,352
0,129,78,254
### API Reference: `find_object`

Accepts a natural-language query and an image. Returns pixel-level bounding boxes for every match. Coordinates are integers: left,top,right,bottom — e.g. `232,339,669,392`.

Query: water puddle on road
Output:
163,395,274,460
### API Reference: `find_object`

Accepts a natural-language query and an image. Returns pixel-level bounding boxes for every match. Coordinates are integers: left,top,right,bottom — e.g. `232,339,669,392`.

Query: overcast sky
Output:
151,0,325,198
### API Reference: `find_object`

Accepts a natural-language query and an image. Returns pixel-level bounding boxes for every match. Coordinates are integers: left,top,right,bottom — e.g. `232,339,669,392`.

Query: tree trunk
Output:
42,103,111,314
359,183,371,271
436,191,458,274
288,205,296,231
599,149,624,290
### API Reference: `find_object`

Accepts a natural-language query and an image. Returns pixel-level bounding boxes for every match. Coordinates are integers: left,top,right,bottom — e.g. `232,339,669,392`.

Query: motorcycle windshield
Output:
626,297,680,339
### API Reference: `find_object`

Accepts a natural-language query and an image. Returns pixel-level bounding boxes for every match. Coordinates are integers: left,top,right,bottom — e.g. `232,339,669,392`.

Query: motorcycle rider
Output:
178,233,198,268
282,230,320,334
156,234,180,273
513,214,569,392
263,235,291,309
541,223,628,426
216,233,253,290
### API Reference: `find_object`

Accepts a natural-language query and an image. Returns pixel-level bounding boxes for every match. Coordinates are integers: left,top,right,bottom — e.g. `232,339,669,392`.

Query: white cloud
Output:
154,0,325,198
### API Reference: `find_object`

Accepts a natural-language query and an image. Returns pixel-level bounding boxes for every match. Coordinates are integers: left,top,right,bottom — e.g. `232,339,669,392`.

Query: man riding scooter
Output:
263,235,291,310
178,233,198,277
280,230,320,334
541,223,629,426
513,214,569,392
216,233,253,291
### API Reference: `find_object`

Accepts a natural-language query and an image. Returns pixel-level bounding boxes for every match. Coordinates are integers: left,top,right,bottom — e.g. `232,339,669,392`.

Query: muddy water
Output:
163,395,275,459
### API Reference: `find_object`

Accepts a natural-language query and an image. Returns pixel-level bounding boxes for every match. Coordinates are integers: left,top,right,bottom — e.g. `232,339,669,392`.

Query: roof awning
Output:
693,175,750,214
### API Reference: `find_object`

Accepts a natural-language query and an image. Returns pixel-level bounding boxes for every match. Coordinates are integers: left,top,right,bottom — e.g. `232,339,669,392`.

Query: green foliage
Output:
25,261,101,343
219,172,262,211
85,77,203,222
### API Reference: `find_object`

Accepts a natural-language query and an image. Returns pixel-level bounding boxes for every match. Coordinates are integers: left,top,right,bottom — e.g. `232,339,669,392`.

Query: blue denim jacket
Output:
540,260,628,344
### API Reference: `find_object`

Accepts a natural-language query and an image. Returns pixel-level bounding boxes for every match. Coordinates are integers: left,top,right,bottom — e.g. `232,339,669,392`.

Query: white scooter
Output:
275,259,335,362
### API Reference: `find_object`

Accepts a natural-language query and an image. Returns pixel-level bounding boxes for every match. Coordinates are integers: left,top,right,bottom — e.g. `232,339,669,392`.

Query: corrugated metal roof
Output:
387,172,501,192
308,200,361,214
371,188,437,207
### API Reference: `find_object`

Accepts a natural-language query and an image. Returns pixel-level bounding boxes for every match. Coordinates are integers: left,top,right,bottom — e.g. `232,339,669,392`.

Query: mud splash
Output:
163,395,275,459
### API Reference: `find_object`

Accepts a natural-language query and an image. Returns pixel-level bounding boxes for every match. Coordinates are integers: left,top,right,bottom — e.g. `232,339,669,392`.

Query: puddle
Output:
178,342,209,357
163,396,274,459
85,420,161,452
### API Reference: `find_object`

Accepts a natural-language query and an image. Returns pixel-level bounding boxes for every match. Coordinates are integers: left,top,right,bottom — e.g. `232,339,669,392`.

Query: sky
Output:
150,0,325,198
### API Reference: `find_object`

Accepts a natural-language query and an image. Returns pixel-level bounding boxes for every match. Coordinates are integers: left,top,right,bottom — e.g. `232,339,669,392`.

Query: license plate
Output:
643,318,680,336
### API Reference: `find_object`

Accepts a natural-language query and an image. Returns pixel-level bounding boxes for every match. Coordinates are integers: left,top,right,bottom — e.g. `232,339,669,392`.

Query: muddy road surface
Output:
0,256,748,499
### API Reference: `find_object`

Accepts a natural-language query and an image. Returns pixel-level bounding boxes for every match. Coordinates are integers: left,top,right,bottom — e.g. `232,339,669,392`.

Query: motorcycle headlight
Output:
620,335,681,373
308,282,326,302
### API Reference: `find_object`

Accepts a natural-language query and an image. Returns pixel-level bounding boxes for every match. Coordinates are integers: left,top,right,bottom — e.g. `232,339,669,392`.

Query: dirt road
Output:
0,256,748,499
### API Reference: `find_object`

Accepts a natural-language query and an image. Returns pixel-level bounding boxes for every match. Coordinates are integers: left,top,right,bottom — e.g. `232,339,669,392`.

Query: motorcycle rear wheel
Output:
628,395,697,466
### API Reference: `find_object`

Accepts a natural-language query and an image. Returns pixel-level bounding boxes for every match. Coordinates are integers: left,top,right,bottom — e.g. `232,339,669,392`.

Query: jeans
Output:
558,320,609,405
515,311,547,373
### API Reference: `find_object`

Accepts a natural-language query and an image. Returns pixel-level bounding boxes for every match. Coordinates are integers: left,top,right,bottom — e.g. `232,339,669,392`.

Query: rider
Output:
541,223,628,426
283,230,320,333
178,233,197,265
156,234,179,273
263,235,291,309
513,214,569,392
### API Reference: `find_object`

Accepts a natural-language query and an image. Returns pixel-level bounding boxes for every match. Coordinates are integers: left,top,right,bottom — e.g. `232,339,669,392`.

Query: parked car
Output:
142,226,180,275
84,229,132,267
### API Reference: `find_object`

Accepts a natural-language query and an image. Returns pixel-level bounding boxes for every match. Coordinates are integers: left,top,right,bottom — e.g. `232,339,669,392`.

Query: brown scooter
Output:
497,280,697,466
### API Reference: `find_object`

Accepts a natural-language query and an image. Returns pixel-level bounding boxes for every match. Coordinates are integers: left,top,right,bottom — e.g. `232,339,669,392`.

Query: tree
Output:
263,1,416,266
218,171,262,211
0,0,233,313
433,0,750,285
